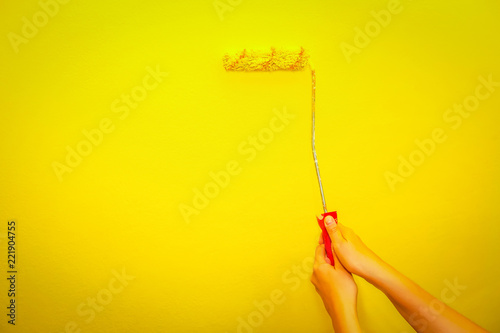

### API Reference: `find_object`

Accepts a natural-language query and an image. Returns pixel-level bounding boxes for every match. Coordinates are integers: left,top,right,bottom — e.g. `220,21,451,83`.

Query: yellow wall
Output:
1,0,499,332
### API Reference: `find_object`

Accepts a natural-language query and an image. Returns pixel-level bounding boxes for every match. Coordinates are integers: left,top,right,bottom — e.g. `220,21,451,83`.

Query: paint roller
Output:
223,47,338,265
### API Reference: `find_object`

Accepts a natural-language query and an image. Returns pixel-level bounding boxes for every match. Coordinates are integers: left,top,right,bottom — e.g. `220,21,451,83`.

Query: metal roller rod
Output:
311,70,328,214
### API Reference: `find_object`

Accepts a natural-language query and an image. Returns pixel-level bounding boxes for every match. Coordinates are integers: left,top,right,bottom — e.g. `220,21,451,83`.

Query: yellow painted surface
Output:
1,0,499,332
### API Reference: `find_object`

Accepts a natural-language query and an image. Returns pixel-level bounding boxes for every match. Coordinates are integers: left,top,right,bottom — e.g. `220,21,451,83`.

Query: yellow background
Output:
1,0,499,332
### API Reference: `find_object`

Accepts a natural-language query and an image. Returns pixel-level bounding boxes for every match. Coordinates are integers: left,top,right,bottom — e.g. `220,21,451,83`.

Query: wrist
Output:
324,293,357,318
357,252,385,281
363,256,395,291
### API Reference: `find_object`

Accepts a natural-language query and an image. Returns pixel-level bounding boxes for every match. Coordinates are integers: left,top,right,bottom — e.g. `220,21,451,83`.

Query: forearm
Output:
365,258,487,333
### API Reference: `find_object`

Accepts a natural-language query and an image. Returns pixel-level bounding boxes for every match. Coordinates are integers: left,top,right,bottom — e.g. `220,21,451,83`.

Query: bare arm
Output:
365,255,487,332
322,215,488,333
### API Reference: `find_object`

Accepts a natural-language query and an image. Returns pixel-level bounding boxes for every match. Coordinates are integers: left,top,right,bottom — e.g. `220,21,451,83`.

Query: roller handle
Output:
317,211,338,266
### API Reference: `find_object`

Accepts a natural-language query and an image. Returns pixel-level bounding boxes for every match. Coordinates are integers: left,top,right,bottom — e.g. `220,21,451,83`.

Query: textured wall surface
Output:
1,0,499,332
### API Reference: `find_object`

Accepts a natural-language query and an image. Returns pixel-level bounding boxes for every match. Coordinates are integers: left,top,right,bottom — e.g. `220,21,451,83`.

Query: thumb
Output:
324,215,344,246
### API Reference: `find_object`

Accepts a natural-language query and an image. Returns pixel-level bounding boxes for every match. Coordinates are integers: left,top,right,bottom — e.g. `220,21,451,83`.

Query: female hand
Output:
323,215,382,281
311,234,361,332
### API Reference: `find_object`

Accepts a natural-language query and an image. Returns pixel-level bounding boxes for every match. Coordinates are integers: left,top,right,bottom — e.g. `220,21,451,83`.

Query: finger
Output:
324,254,332,265
318,233,324,245
324,215,345,246
331,250,347,272
314,244,327,265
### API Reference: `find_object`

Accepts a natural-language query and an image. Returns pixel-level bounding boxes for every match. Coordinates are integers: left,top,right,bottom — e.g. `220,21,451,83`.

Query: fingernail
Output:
325,216,334,225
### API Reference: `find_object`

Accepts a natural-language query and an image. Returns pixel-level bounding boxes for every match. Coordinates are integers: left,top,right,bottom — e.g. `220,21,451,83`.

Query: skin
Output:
311,235,361,333
311,215,489,333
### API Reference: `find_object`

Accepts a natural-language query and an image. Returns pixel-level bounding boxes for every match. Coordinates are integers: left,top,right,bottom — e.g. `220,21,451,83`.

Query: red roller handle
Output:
317,211,337,266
